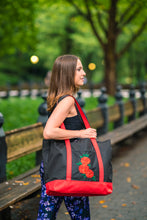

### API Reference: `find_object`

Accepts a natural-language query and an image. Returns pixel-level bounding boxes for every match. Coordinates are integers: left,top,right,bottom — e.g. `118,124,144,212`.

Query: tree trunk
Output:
103,0,118,95
104,49,117,95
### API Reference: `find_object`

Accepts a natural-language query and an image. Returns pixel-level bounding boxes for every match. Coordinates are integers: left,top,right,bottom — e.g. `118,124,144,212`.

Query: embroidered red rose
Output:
85,169,94,178
79,165,90,174
76,153,96,181
81,157,91,165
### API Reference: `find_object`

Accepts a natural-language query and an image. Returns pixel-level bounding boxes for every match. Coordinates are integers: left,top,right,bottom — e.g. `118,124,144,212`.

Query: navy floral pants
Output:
37,161,90,220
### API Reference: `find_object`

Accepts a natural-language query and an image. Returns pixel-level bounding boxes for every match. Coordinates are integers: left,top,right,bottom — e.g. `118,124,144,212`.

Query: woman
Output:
37,55,97,220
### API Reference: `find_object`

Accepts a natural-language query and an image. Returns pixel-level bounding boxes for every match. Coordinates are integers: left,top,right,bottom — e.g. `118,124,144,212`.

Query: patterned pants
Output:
37,161,90,220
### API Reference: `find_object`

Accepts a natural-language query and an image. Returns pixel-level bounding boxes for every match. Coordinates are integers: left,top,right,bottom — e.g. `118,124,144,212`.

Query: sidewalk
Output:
11,130,147,220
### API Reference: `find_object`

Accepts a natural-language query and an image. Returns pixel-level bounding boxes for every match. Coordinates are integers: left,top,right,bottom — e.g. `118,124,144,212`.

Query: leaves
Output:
0,0,37,56
121,203,127,207
124,162,130,167
102,205,108,208
131,184,140,189
126,177,131,183
99,200,106,204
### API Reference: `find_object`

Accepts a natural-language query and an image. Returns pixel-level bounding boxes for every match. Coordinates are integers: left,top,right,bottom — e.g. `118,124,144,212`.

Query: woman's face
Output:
74,59,86,88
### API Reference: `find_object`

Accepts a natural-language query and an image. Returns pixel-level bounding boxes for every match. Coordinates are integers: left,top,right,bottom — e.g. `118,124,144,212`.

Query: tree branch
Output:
119,2,135,24
97,12,108,36
117,20,147,59
69,0,87,19
121,6,143,27
84,0,105,49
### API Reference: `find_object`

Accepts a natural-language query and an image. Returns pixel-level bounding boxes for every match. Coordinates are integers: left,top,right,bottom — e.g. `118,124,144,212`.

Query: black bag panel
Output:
70,138,94,151
42,139,67,183
42,138,112,184
71,138,99,181
98,140,112,182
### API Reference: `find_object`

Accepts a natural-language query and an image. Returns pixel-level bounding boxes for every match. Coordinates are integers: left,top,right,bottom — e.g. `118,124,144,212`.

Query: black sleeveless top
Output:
64,114,84,130
48,95,85,131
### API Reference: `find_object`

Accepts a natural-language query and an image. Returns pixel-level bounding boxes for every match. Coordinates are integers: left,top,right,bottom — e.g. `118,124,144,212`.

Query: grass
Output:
0,97,42,131
0,97,42,179
0,95,117,179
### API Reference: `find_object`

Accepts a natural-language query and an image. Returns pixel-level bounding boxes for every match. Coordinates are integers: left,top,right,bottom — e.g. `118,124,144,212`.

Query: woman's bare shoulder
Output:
59,95,75,106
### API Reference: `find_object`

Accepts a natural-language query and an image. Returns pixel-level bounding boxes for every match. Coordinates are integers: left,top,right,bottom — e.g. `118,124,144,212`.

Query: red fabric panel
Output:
46,180,112,196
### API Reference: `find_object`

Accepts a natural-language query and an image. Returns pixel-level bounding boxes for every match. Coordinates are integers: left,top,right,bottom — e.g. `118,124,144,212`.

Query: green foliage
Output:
35,2,102,83
0,97,42,131
84,97,98,111
0,0,37,56
0,72,19,86
0,0,147,91
7,153,35,179
84,95,115,111
0,97,42,179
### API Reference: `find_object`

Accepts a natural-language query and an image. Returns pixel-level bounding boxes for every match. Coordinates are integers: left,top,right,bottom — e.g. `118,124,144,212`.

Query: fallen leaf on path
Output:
15,180,24,183
126,177,131,183
65,212,69,215
131,184,140,189
122,203,127,207
124,162,130,167
31,174,40,178
102,205,108,208
99,200,106,204
35,178,41,183
23,182,29,185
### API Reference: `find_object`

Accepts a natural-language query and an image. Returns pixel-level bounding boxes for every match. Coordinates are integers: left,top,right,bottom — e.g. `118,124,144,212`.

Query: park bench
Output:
0,91,147,219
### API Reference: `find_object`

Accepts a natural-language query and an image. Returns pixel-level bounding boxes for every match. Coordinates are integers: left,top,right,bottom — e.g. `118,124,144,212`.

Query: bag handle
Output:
60,96,104,182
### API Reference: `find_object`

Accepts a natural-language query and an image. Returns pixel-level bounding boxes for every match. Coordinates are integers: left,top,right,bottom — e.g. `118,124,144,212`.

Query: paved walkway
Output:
11,130,147,220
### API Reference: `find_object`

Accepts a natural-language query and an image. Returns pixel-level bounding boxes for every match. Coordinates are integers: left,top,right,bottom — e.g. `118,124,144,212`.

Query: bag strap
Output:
60,95,104,182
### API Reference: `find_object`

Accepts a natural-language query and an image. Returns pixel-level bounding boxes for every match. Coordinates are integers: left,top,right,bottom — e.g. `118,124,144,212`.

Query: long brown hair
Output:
47,54,79,111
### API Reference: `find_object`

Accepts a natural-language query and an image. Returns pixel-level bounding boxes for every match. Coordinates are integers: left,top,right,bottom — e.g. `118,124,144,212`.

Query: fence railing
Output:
0,81,146,99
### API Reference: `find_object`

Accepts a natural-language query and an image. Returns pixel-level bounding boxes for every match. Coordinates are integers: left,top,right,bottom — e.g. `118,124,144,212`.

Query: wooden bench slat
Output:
0,166,40,211
6,124,43,162
108,104,120,122
136,99,144,112
124,101,134,116
86,108,104,128
99,115,147,145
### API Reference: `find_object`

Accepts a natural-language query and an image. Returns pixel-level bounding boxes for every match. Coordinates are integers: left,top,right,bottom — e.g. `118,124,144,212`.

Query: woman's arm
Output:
43,96,96,140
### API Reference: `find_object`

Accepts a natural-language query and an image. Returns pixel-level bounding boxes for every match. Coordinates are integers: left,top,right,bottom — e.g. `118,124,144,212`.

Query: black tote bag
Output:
42,97,113,196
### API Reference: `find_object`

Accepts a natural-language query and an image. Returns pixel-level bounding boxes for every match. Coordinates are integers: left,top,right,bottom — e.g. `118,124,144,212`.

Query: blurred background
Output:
0,0,147,200
0,0,147,95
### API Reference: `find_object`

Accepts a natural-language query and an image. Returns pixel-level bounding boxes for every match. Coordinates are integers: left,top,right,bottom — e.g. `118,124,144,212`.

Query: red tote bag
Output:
42,98,113,196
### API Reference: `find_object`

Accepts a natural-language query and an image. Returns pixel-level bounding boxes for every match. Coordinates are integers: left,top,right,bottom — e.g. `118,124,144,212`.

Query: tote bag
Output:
42,98,113,196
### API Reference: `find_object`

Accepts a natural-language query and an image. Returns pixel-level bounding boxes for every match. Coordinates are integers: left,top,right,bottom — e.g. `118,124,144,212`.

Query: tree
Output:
35,3,101,76
63,0,147,94
0,0,37,56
